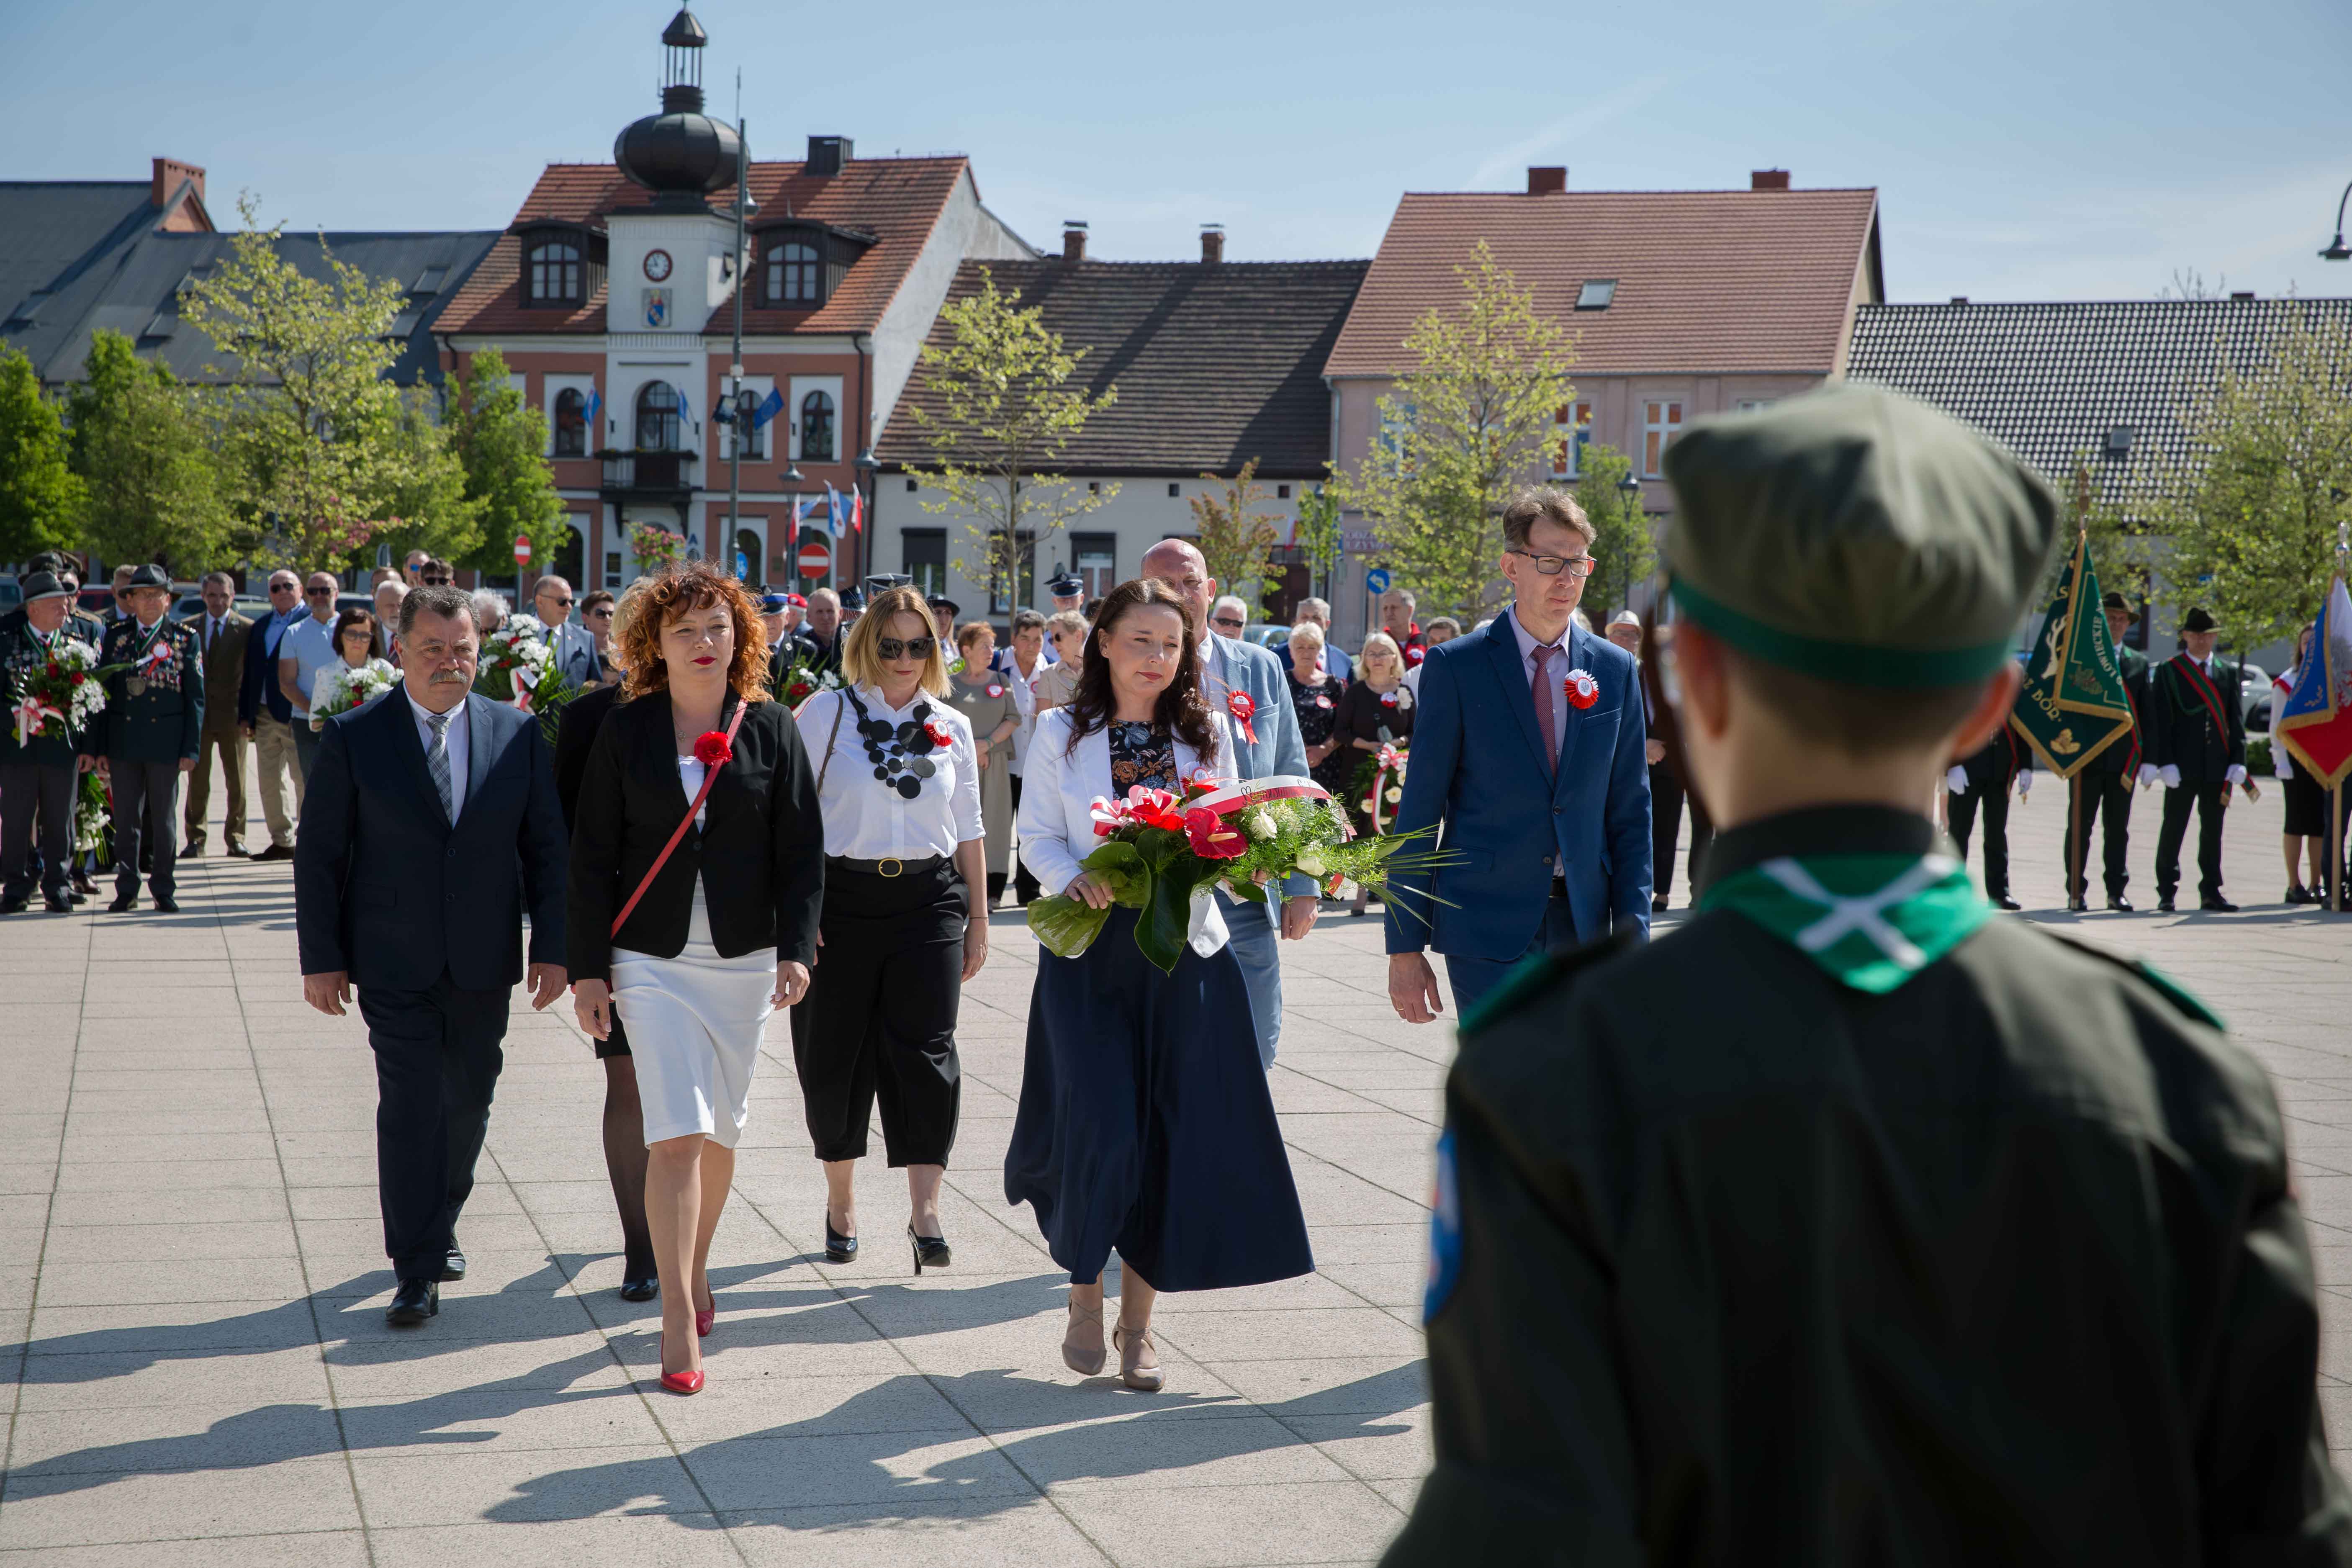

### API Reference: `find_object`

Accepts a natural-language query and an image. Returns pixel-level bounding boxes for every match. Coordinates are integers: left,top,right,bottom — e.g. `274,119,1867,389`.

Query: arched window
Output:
767,240,820,306
799,390,835,463
527,239,581,304
552,388,587,456
635,381,681,451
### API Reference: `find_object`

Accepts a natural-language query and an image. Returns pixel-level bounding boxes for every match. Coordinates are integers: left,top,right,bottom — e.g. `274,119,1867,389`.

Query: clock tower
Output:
607,8,744,336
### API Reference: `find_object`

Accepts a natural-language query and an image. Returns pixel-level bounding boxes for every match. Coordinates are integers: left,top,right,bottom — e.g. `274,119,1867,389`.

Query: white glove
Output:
2225,763,2247,787
2160,764,2182,789
2015,771,2031,798
2136,763,2158,787
1945,765,1969,795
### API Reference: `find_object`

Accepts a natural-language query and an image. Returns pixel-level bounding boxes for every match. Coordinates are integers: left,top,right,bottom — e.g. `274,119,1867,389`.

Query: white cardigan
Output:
1017,707,1239,956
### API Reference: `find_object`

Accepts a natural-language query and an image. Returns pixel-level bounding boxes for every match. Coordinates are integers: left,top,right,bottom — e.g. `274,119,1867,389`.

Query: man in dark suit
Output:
2068,589,2149,912
1385,488,1652,1024
295,585,568,1327
238,569,305,860
1945,724,2030,910
2146,605,2251,913
1,571,90,914
184,571,252,858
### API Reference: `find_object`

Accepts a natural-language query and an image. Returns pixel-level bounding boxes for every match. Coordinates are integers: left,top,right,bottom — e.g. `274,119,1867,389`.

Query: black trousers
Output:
790,858,965,1167
2156,780,2229,902
357,974,509,1283
2065,770,2135,901
1649,761,1713,901
110,760,181,900
1009,774,1040,904
1946,784,2010,898
0,761,74,901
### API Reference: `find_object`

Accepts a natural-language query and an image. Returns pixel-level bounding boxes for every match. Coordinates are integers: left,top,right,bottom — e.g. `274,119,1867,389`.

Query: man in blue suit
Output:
1385,488,1651,1024
1143,538,1317,1068
294,586,570,1328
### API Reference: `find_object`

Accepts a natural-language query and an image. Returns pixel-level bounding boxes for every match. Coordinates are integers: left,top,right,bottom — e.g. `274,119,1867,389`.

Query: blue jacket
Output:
238,611,296,726
1384,614,1651,959
1200,632,1316,897
293,689,568,991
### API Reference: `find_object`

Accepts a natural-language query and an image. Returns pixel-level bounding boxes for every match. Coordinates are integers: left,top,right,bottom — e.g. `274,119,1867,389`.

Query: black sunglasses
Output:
420,574,454,586
305,586,335,597
876,636,937,660
1210,614,1246,629
585,606,613,620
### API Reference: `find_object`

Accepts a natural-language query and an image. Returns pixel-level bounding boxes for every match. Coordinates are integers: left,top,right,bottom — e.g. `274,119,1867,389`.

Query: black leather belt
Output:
828,853,946,878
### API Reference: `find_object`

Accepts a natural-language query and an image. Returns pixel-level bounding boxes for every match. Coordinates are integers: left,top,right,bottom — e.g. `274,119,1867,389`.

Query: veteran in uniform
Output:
1943,722,2029,910
2146,605,2252,913
1384,387,2352,1567
2067,588,2149,910
0,571,91,914
80,564,203,913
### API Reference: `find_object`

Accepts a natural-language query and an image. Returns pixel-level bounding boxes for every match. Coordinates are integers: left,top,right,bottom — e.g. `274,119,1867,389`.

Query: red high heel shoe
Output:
658,1332,704,1396
695,1302,716,1338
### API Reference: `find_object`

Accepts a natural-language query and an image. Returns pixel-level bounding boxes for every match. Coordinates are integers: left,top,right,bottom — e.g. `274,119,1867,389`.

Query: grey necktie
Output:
425,711,456,823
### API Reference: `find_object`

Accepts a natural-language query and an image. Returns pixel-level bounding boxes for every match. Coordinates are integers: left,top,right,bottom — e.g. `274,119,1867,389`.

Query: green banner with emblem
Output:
2009,532,2135,779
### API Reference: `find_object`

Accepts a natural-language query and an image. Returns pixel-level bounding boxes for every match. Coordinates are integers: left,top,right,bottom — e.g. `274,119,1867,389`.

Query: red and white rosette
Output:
1563,668,1600,710
1224,689,1258,745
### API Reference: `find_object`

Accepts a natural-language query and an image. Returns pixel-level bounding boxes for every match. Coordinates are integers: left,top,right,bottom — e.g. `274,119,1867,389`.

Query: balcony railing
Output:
599,450,697,494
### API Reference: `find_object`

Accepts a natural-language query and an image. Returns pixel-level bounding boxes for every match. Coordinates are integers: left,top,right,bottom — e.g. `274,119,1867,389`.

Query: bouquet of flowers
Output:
472,612,578,743
74,769,108,852
10,636,105,745
774,654,843,712
308,658,398,729
1352,742,1408,833
1026,774,1441,972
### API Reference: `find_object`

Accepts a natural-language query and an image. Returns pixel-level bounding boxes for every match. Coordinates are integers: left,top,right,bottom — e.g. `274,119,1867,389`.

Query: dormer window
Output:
767,239,821,306
528,238,580,305
517,224,604,309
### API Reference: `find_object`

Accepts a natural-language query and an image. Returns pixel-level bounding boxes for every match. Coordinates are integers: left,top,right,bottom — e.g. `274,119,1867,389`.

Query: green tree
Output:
905,267,1119,605
181,195,438,571
2149,305,2352,643
0,346,82,563
1328,242,1577,622
1571,440,1653,621
1189,458,1283,612
370,392,478,566
64,331,229,573
443,349,560,574
1292,483,1344,603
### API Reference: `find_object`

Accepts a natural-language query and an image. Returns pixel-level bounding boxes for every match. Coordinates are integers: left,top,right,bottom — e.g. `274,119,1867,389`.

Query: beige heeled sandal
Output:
1112,1324,1162,1392
1062,1298,1106,1376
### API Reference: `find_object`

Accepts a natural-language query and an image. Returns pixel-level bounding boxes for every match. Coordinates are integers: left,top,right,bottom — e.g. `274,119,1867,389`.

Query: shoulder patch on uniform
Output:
1422,1126,1463,1322
2040,928,2226,1031
1456,929,1634,1041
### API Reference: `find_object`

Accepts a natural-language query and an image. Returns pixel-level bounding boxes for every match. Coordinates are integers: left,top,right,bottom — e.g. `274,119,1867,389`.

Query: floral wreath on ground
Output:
471,612,579,743
308,658,398,729
1349,742,1409,833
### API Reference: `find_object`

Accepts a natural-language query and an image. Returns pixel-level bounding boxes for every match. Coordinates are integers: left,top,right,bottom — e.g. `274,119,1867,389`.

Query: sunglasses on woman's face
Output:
875,636,936,660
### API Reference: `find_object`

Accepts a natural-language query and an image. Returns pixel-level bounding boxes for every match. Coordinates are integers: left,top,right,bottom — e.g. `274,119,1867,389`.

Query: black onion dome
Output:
614,108,742,198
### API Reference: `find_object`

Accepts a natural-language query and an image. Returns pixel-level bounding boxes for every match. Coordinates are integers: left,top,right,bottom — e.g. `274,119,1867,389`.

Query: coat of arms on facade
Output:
643,287,671,329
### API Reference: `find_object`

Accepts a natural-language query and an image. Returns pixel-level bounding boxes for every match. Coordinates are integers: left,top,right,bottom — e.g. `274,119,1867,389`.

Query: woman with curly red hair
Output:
566,560,825,1394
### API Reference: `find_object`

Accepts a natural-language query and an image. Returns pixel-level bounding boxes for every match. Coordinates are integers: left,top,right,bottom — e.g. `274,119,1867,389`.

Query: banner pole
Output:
2334,784,2344,915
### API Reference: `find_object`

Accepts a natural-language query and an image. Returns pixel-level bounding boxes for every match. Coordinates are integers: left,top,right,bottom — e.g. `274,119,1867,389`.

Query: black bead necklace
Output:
845,686,940,800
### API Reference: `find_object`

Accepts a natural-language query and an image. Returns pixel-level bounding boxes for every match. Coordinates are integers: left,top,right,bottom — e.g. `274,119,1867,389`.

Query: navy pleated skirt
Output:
1005,907,1314,1292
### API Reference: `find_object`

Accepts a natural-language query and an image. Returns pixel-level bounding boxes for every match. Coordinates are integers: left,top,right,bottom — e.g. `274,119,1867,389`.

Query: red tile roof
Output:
1324,187,1882,380
437,155,974,339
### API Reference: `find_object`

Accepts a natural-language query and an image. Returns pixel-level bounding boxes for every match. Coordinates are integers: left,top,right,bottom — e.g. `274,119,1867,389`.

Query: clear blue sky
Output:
6,0,2349,303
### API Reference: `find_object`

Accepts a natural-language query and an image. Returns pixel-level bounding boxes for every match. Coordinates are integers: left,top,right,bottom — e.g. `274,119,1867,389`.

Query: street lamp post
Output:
2321,178,2352,262
727,115,749,578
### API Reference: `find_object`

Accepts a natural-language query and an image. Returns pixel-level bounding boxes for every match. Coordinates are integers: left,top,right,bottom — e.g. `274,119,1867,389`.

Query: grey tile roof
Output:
878,257,1370,478
1845,296,2352,508
0,183,162,343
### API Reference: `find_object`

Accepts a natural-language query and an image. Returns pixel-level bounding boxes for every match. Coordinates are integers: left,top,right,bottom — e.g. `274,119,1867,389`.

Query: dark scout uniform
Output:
2147,615,2249,912
80,574,203,909
1383,386,2352,1567
2067,614,2146,910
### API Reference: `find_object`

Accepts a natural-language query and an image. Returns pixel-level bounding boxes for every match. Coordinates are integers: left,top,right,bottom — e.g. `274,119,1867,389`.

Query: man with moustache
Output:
294,586,569,1327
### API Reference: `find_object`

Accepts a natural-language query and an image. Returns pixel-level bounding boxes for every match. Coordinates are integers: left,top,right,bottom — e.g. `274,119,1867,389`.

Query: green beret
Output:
1662,385,2059,687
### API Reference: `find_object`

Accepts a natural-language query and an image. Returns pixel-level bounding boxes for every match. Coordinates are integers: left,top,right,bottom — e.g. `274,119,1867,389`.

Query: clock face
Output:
643,249,673,282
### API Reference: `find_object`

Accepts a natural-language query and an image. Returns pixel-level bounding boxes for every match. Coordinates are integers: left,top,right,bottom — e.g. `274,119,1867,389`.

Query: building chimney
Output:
1062,221,1087,262
1949,296,1969,305
1750,169,1790,191
1200,224,1224,264
2230,290,2256,301
805,136,852,177
151,157,206,210
1527,166,1567,196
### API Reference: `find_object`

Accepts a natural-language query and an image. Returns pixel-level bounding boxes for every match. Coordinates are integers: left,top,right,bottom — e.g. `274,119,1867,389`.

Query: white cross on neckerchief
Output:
1756,854,1959,971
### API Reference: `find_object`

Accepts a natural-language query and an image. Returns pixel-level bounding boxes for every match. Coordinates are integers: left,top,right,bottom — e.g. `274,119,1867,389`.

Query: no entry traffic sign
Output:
512,535,532,566
797,539,830,578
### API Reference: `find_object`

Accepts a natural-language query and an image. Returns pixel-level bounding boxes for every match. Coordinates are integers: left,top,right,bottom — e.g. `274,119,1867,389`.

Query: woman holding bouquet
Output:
1008,578,1314,1392
568,562,825,1394
791,585,989,1274
307,609,390,727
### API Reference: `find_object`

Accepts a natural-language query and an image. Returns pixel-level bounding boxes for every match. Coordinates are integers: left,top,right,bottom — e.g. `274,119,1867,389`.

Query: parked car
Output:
1242,625,1292,652
2235,661,2273,730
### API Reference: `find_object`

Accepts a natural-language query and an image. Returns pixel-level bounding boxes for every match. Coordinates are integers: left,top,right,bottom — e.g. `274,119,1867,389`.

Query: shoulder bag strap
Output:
815,691,846,796
609,697,751,937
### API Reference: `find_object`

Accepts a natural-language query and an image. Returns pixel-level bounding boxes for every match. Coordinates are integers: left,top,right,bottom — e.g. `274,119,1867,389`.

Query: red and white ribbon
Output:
12,697,62,746
1188,774,1330,818
509,667,537,710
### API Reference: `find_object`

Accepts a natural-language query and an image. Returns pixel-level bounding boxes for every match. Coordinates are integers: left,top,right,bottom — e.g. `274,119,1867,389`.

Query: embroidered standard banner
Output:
2010,533,2135,779
2280,574,2352,788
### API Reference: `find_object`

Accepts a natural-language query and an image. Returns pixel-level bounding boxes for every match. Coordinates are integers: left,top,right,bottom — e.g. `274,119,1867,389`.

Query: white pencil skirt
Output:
612,882,776,1148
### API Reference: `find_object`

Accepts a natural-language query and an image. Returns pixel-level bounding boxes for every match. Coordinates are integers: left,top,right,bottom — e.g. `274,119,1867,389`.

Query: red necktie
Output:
1531,643,1560,774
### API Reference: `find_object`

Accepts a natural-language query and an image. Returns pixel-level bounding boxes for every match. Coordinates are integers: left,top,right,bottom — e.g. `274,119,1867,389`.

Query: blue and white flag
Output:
584,385,602,441
677,388,691,428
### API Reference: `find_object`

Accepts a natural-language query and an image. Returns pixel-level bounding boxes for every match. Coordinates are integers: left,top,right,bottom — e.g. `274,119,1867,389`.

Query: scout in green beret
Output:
1383,386,2352,1566
80,563,203,913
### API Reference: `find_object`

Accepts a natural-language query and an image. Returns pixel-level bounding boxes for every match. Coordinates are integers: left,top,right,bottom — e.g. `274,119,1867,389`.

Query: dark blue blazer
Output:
293,688,568,991
1383,612,1651,960
237,612,293,725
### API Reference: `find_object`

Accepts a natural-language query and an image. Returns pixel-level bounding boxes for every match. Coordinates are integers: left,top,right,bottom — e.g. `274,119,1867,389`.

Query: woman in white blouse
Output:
791,585,989,1273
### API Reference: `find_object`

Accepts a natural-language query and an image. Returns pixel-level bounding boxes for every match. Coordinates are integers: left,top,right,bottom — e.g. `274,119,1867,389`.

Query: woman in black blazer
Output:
567,563,824,1395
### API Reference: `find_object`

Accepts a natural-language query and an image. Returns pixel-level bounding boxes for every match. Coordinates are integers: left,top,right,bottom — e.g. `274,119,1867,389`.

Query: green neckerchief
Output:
1701,851,1991,994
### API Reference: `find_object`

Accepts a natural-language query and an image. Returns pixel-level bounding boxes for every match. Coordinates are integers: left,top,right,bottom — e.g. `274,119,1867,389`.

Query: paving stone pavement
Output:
2,764,2347,1565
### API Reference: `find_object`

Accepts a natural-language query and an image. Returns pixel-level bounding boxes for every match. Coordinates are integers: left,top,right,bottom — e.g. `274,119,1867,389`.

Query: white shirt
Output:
678,755,709,828
796,686,983,860
1005,648,1044,774
404,691,469,821
1507,605,1572,763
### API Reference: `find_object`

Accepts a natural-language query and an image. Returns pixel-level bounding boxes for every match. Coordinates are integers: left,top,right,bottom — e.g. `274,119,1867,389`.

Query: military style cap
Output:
2181,606,2217,634
759,592,793,612
18,571,69,603
838,587,866,611
927,595,960,615
784,592,806,608
1662,385,2059,687
1047,571,1085,597
125,563,171,590
862,573,911,593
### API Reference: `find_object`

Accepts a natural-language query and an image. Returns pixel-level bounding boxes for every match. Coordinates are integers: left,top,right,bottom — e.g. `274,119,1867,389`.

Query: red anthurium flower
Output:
692,730,733,767
1184,807,1248,860
1563,668,1600,710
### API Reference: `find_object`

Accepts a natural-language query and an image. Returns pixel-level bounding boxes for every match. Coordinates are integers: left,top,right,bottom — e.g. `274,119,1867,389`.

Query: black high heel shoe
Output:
908,1224,951,1274
823,1209,858,1264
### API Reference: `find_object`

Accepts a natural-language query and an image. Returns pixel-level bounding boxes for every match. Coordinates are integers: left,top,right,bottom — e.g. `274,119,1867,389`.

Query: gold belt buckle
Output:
877,856,903,878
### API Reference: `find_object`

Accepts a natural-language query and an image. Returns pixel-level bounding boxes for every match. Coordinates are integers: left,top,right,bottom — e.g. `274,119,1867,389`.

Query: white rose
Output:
1295,849,1328,877
1246,809,1276,841
1386,787,1402,803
